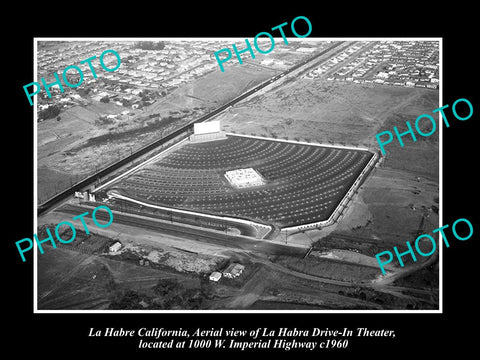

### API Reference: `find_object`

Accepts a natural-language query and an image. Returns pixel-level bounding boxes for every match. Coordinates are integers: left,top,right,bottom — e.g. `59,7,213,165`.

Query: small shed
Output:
109,241,122,253
209,271,222,282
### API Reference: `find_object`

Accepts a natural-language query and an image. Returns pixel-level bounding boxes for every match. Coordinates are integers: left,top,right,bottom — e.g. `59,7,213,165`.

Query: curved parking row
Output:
111,135,374,227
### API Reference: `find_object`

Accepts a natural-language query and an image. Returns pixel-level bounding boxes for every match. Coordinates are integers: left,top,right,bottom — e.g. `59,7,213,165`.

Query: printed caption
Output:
88,326,396,351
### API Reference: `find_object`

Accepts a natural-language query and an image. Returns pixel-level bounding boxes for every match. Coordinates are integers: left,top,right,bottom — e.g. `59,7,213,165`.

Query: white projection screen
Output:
194,121,220,135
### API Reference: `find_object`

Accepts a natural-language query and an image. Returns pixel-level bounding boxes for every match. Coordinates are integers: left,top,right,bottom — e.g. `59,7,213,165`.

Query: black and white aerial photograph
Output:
34,38,441,311
6,5,479,357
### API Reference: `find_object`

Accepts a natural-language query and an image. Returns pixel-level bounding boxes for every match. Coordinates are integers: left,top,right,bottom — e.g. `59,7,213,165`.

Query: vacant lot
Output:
37,246,211,310
219,79,438,154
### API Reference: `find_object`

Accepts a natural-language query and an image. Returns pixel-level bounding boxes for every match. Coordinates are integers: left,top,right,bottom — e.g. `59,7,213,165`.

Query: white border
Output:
438,37,443,313
33,38,39,312
33,37,442,314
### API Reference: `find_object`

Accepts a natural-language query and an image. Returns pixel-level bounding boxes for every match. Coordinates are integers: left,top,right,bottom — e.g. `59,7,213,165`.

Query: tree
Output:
108,290,142,309
183,288,203,309
153,279,179,296
100,96,110,103
38,104,61,120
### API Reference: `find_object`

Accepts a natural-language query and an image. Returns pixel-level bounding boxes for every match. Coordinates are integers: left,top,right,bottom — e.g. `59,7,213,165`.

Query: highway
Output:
38,41,346,216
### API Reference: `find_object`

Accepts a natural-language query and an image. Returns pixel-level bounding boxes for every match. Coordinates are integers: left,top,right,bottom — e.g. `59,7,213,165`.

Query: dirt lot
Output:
218,79,438,149
37,246,206,310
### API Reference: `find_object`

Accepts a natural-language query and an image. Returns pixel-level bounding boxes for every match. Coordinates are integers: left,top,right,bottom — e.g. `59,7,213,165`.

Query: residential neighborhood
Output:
304,40,439,89
36,40,225,120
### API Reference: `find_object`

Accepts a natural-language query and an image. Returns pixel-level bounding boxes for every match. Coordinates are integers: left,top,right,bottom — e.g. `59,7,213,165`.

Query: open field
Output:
218,79,438,160
37,246,206,310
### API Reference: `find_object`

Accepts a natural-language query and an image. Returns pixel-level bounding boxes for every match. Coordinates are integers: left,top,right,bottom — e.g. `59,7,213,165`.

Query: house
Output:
261,58,274,66
109,242,122,253
297,47,316,53
223,263,245,279
209,271,222,282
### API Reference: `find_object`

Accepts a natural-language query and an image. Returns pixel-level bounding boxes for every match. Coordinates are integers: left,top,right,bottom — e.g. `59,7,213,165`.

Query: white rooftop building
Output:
109,242,122,253
223,263,245,279
224,168,265,189
209,271,222,282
